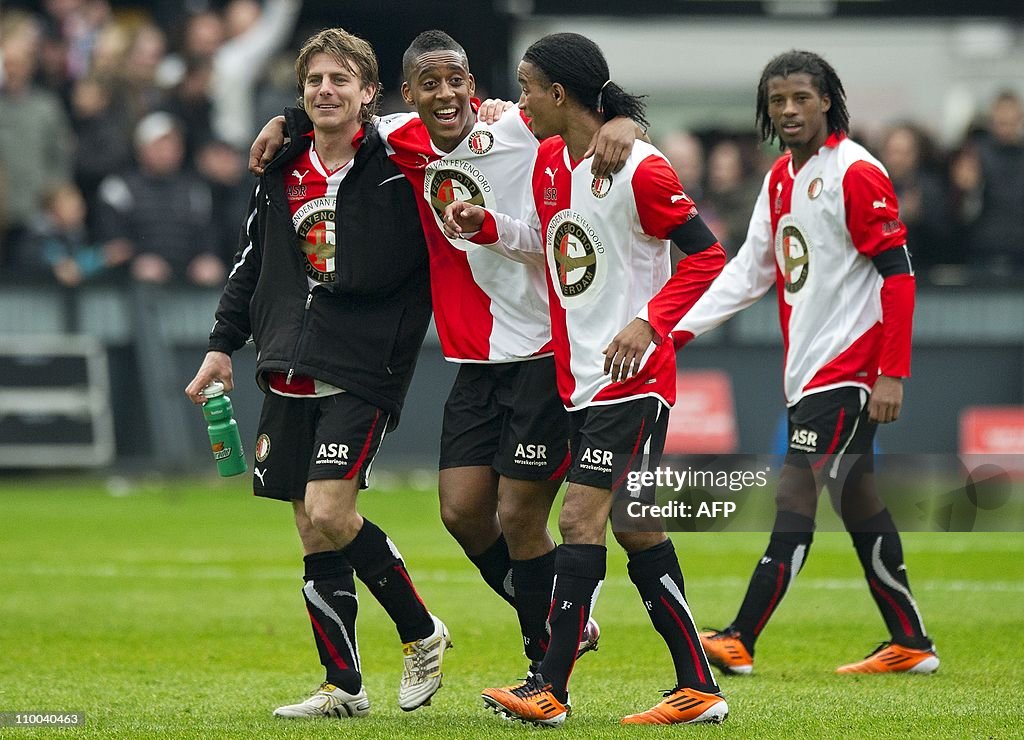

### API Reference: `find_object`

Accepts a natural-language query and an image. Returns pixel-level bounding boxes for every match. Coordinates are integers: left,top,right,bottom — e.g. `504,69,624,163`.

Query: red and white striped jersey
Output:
269,133,355,397
374,109,550,363
675,133,911,406
475,137,724,411
282,134,353,291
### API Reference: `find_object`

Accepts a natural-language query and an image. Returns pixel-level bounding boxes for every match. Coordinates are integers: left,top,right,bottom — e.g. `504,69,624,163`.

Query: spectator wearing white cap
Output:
95,111,226,286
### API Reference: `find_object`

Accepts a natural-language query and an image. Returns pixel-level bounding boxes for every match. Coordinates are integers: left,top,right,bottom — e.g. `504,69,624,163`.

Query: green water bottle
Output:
201,381,247,477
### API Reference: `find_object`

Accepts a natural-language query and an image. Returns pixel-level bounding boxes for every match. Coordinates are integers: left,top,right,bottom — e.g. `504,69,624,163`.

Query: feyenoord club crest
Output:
807,177,823,199
293,198,336,282
547,210,604,299
591,173,613,198
468,129,494,155
776,216,810,295
425,160,491,227
255,434,271,462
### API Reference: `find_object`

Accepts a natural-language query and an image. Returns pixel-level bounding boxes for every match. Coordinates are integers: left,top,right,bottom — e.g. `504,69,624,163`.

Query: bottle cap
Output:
201,381,225,399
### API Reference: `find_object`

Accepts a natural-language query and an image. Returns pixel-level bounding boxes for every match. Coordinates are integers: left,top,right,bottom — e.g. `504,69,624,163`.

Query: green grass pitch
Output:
1,476,1022,738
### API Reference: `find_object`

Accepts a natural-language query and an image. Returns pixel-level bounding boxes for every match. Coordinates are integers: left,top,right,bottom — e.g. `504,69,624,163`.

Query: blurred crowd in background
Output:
1,0,1022,292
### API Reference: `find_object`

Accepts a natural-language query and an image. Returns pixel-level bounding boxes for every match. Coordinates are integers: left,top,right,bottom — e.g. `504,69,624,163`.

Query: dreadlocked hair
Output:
756,49,850,148
523,32,648,129
402,29,469,81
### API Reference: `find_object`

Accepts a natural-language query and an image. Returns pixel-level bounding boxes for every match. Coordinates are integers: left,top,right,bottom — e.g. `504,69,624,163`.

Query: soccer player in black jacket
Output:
185,28,450,719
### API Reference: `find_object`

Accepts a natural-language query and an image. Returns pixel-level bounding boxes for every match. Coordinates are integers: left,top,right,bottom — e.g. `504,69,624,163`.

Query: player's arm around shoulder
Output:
249,115,288,176
476,98,516,124
587,116,646,178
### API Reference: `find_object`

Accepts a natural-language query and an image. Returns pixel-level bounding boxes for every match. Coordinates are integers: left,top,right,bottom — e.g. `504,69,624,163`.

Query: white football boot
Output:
398,614,452,711
273,681,370,719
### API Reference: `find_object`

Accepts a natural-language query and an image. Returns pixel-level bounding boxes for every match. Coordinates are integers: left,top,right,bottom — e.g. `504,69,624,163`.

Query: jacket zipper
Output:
286,291,314,383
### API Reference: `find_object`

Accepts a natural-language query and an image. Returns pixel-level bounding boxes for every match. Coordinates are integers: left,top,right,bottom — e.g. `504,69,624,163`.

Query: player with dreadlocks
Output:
673,49,938,677
444,31,729,727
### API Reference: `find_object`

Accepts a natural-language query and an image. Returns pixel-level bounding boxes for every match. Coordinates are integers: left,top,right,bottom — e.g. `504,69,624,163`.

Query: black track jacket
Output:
207,109,430,427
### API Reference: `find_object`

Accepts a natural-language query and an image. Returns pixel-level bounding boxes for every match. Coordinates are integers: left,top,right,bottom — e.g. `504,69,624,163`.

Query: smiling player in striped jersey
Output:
444,32,728,727
672,50,938,677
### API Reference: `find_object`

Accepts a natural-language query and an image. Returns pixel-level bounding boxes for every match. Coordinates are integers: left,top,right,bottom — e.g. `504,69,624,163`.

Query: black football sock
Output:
342,519,434,643
730,510,815,654
627,539,719,693
468,533,517,607
302,551,361,693
849,509,931,650
537,544,605,702
512,548,557,662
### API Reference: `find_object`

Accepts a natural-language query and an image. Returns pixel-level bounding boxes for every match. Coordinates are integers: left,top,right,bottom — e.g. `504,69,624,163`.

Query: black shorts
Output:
439,357,571,481
567,397,669,492
252,392,389,501
786,387,876,480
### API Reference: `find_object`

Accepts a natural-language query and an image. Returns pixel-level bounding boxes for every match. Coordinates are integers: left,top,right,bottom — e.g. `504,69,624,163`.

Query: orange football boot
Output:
699,629,753,675
481,676,569,727
621,687,729,725
836,642,940,674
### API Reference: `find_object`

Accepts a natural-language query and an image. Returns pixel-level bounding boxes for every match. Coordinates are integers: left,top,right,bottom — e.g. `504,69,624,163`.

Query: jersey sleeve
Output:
673,172,778,347
843,160,907,258
210,181,263,353
631,154,727,340
878,272,914,377
468,208,544,267
641,244,726,341
374,112,422,160
631,154,702,239
463,147,544,266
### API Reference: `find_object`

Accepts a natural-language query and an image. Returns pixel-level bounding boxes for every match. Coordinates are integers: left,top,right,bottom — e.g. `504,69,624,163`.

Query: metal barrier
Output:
0,281,1021,468
0,334,114,467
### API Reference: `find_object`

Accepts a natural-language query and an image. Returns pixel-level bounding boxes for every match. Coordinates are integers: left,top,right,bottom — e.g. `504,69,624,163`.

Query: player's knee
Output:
293,507,335,553
775,467,817,518
558,505,605,545
305,498,360,546
440,500,499,555
440,489,493,531
439,497,472,533
293,508,318,542
497,497,546,537
832,486,884,527
775,490,816,519
613,529,667,554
